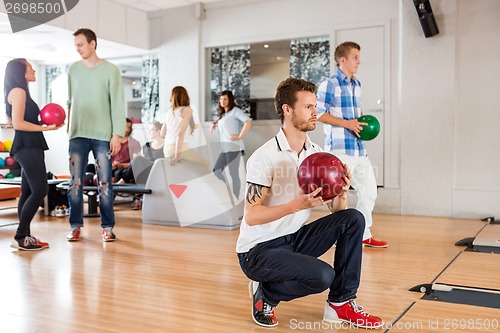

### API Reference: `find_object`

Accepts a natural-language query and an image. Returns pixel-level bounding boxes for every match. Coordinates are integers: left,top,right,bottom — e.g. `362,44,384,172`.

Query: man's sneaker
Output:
10,236,43,251
31,236,49,249
102,227,116,242
323,299,383,329
131,197,142,210
248,281,278,327
67,228,81,241
362,237,388,248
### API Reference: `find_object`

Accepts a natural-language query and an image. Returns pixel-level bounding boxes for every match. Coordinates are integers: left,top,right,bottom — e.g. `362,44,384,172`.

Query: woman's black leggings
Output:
13,148,48,239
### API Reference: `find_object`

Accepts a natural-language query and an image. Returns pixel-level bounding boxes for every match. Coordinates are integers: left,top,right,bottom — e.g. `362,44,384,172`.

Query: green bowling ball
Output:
358,115,380,141
5,173,15,179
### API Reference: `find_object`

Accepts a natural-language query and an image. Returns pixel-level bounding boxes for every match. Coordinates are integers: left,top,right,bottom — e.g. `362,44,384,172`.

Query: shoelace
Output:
349,300,371,317
262,303,275,317
366,237,384,244
24,236,37,246
103,228,113,239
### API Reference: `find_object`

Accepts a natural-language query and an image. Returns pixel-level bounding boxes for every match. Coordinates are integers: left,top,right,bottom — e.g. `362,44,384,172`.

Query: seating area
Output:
55,181,152,217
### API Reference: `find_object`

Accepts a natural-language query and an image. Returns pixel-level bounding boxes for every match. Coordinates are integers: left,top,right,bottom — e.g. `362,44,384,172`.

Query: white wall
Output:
400,0,457,216
452,0,500,217
151,0,500,219
149,6,202,122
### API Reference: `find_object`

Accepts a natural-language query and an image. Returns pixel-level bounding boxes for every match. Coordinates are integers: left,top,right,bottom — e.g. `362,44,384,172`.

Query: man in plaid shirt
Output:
316,41,388,248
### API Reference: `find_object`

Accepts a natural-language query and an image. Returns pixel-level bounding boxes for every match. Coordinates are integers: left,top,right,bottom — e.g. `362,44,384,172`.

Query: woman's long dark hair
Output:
4,58,29,119
214,90,236,125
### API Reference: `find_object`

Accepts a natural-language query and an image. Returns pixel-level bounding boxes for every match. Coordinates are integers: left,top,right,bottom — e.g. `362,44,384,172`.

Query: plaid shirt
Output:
316,68,365,156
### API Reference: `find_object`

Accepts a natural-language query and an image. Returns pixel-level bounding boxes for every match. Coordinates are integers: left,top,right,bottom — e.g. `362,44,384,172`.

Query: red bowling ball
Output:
297,152,346,200
40,103,66,126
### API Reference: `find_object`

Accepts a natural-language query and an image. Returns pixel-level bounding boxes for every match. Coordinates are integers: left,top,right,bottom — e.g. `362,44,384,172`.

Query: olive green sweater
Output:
67,60,126,141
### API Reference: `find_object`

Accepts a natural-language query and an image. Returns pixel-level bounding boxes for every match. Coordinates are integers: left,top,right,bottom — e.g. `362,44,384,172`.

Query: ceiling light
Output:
263,44,269,48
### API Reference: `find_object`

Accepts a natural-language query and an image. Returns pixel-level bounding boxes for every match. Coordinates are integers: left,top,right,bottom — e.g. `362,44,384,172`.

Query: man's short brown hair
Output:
334,41,360,67
275,78,317,124
73,28,97,49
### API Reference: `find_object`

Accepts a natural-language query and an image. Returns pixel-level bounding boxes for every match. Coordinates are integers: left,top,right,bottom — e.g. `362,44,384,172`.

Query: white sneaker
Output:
55,205,66,217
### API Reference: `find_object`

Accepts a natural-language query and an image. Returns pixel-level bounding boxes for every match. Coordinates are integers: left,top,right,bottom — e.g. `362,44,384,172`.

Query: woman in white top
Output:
210,90,252,197
161,86,208,168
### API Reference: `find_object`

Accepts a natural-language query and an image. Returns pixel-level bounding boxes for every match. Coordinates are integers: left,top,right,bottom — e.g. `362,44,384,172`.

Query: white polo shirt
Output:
236,128,323,253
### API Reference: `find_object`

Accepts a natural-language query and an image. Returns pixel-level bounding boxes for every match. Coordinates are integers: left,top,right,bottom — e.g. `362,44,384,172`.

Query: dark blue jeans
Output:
13,148,48,239
238,209,364,306
68,138,114,229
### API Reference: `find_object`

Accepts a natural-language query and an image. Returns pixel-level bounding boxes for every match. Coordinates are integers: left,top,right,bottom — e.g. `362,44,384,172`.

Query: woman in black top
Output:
4,58,63,250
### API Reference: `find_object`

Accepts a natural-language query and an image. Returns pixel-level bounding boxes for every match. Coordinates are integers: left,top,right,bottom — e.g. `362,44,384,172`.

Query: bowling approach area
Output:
1,201,499,332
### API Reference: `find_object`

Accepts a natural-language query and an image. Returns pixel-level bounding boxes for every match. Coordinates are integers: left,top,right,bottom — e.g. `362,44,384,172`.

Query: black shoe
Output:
10,236,43,251
248,281,278,327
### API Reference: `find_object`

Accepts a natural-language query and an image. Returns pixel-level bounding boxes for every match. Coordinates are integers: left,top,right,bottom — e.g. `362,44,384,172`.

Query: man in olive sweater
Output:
66,28,126,242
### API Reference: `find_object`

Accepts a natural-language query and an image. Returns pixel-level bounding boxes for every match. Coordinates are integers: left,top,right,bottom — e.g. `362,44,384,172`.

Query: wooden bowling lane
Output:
435,251,500,291
471,223,500,253
388,301,500,333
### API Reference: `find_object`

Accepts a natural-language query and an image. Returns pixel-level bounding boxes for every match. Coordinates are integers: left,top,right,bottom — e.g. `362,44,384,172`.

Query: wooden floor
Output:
1,199,499,332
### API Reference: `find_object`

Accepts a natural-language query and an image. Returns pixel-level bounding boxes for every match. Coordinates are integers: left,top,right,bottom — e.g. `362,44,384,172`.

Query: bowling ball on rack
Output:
40,103,66,126
3,139,12,151
0,141,4,151
297,152,346,200
358,114,380,141
0,157,4,168
4,156,16,167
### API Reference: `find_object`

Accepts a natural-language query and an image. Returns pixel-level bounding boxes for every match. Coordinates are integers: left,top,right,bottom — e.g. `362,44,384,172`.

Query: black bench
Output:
57,182,152,217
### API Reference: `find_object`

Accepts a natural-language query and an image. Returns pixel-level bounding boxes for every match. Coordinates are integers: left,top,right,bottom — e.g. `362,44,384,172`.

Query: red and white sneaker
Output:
102,227,116,242
67,228,81,242
362,237,388,248
32,236,49,249
323,299,383,329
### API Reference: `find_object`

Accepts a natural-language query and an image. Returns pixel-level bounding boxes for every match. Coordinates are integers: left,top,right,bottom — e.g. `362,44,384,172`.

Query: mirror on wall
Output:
207,39,290,123
249,40,290,121
206,36,330,122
